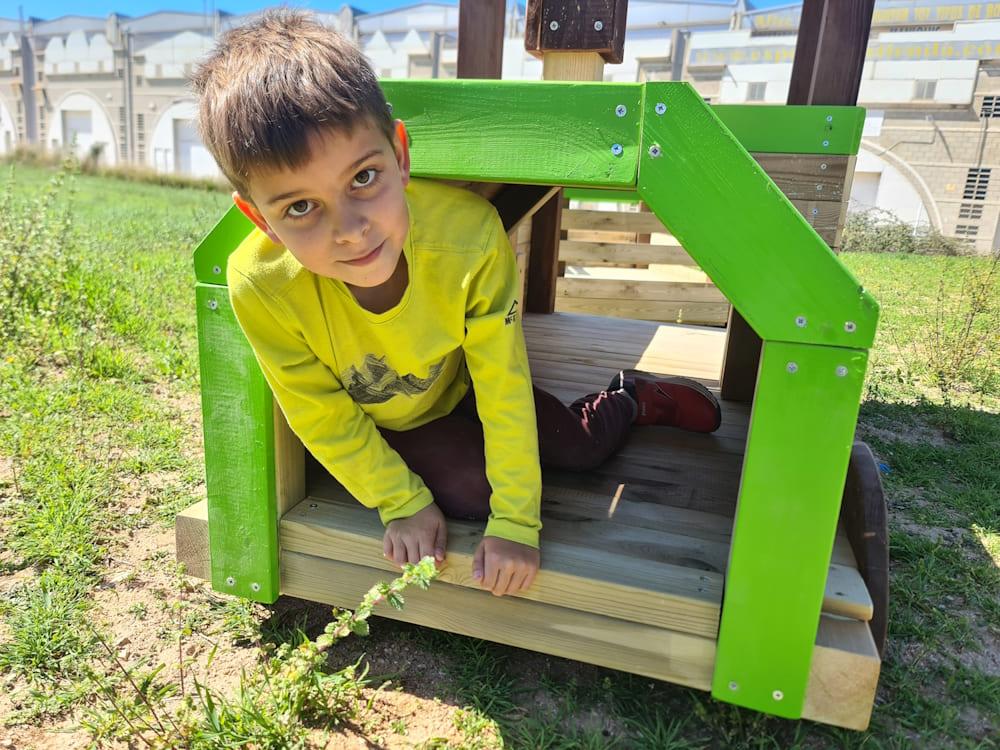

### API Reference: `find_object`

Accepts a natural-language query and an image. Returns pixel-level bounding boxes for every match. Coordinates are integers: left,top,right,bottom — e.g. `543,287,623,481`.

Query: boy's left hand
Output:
472,536,539,597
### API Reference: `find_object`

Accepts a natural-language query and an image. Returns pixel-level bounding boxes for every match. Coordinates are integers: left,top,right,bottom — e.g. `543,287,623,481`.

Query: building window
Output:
981,95,1000,117
914,80,936,100
959,202,984,220
747,82,767,102
964,168,990,200
954,224,979,237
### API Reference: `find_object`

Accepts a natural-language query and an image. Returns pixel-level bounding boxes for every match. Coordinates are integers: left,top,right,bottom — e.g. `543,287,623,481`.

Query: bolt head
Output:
594,20,604,31
225,576,235,586
728,681,739,691
795,315,807,328
822,139,830,148
786,362,798,374
836,365,848,378
811,207,819,216
648,144,662,158
845,321,857,332
655,102,667,115
615,104,627,117
549,20,559,31
820,163,828,170
250,582,261,592
208,300,218,310
826,115,833,123
773,690,784,701
212,265,221,275
611,143,623,156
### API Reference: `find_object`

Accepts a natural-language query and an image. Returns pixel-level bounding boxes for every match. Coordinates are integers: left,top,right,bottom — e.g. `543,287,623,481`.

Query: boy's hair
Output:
190,8,394,201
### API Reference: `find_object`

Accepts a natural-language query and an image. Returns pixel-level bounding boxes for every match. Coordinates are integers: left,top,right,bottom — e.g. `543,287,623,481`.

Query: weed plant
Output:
842,207,968,256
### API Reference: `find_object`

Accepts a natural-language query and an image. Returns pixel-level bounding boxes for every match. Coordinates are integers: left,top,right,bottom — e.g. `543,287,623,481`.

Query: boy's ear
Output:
393,119,411,187
233,191,282,244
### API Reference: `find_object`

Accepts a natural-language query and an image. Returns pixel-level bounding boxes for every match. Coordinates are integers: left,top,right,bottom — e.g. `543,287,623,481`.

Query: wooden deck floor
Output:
173,312,880,728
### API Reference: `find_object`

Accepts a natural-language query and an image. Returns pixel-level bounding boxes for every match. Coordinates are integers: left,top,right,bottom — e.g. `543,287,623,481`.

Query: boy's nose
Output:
331,207,369,244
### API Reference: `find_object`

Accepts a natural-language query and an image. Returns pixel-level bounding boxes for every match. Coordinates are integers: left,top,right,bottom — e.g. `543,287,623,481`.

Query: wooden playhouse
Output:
176,74,890,730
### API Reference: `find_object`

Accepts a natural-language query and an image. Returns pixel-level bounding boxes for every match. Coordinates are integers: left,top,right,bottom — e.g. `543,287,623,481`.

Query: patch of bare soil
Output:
856,420,954,449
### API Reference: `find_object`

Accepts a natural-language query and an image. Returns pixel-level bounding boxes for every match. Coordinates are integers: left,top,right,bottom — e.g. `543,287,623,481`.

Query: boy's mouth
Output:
342,240,385,267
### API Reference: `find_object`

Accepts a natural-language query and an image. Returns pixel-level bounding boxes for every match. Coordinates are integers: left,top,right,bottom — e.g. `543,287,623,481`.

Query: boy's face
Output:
234,119,411,288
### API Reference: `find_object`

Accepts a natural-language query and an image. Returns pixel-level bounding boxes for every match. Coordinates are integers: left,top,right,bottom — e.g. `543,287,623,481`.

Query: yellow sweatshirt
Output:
226,178,542,547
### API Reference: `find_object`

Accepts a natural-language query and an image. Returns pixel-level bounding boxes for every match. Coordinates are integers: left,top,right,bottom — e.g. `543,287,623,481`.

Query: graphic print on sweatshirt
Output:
341,354,445,405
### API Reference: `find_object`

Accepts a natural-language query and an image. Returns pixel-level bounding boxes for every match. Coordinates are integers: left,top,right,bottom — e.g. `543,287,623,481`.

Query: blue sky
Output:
15,0,794,22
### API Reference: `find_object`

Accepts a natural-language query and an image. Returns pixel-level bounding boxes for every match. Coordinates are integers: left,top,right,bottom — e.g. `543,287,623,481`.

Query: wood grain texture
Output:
282,550,717,690
274,402,305,518
555,298,729,326
281,494,723,637
457,0,505,79
527,192,565,314
557,278,726,304
561,240,697,267
805,615,881,730
175,499,210,581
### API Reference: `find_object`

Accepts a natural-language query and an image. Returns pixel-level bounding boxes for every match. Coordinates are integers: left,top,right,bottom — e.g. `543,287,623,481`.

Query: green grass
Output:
0,162,997,747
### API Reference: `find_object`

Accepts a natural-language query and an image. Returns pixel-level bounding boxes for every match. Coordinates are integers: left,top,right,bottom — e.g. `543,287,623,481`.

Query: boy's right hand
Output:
383,503,447,568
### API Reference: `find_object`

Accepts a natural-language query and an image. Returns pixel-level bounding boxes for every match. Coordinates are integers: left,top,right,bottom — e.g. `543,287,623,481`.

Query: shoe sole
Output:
620,369,723,432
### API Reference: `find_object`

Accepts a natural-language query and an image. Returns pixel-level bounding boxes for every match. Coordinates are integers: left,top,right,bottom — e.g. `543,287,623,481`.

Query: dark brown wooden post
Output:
457,0,506,79
719,0,876,402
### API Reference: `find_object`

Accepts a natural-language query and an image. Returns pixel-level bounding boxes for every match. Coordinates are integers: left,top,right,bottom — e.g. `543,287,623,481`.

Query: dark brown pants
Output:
377,384,636,521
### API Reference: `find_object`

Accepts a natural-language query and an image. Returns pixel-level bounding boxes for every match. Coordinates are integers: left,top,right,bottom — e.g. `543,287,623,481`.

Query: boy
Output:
191,9,721,599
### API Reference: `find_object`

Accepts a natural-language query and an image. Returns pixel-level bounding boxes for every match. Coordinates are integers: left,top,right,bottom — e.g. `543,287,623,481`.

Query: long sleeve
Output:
227,268,435,524
462,219,543,548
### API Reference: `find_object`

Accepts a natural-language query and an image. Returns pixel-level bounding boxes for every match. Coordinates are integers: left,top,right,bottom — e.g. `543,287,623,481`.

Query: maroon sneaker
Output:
609,369,722,433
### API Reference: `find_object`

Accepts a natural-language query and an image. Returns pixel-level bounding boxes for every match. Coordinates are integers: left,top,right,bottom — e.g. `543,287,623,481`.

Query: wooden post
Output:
522,0,627,312
457,0,506,79
720,0,875,402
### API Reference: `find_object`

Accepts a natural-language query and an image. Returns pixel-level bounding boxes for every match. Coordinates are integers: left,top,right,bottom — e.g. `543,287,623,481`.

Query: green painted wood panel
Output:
712,341,867,717
712,105,863,156
193,206,254,285
196,283,280,602
636,83,879,348
380,80,642,188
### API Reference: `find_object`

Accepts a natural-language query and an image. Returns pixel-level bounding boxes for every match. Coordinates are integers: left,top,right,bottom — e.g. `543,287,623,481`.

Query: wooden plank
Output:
788,0,876,107
555,298,730,326
557,278,726,304
274,402,305,518
279,551,877,730
755,154,848,202
457,0,505,79
175,499,210,581
282,551,717,691
530,0,628,64
527,192,565,314
562,209,667,234
561,240,697,267
281,496,723,637
493,184,561,234
720,307,760,402
805,615,881,731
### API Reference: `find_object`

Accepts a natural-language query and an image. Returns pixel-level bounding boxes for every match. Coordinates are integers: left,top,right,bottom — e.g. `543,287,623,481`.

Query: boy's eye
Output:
352,168,377,188
286,200,313,218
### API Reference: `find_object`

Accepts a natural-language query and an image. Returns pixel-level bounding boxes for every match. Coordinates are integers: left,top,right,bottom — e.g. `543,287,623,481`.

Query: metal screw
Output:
225,576,235,586
549,20,559,31
795,315,807,328
773,690,784,701
816,184,823,191
786,362,799,374
212,265,221,275
594,20,604,31
826,115,833,123
655,102,667,115
309,502,318,509
845,321,857,332
822,139,830,148
820,162,828,170
615,104,627,117
611,143,623,156
811,207,819,216
836,365,848,378
250,582,261,592
728,681,739,691
208,300,218,310
648,144,662,158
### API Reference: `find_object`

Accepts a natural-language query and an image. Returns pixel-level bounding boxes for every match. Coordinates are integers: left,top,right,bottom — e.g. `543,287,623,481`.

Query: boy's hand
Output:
383,503,447,568
472,536,539,597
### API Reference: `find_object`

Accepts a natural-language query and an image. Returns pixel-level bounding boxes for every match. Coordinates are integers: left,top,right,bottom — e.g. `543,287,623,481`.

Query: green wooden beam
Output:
196,284,280,603
635,83,878,349
712,105,863,156
193,206,254,286
380,80,642,188
712,341,867,717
